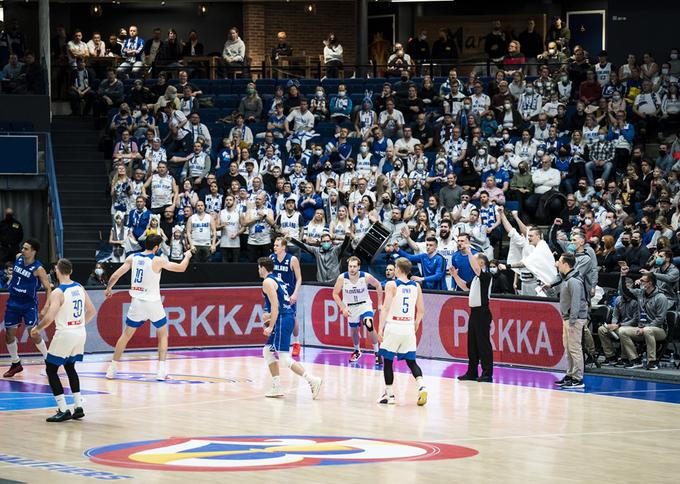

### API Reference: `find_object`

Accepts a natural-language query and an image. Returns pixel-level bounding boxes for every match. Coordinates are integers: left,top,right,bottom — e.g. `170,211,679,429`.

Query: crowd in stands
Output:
2,14,680,370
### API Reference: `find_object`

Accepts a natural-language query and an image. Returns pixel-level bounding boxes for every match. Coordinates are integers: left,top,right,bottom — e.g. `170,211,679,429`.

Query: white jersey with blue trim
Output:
129,253,161,301
386,279,418,327
54,283,87,332
342,271,370,305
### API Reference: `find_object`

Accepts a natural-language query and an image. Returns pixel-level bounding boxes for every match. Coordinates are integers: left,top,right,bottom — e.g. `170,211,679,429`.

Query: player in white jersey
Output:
332,256,383,365
104,234,193,381
378,257,427,406
31,259,96,422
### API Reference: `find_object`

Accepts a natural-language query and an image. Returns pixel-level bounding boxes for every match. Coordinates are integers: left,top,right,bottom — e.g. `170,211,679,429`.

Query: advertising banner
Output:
1,286,566,370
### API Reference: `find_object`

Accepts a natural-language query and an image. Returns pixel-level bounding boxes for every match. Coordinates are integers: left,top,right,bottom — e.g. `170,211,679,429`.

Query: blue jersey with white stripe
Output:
263,274,294,315
271,252,297,297
7,256,42,308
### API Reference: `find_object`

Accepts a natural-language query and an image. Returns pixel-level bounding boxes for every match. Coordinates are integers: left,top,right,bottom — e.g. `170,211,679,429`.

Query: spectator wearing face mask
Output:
641,249,678,308
330,84,352,123
290,232,351,283
87,263,109,287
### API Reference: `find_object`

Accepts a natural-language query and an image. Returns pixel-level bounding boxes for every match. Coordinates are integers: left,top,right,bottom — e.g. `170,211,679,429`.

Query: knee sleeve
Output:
64,362,81,394
383,358,395,386
46,362,64,395
262,345,278,365
406,359,423,378
363,316,374,332
279,352,295,369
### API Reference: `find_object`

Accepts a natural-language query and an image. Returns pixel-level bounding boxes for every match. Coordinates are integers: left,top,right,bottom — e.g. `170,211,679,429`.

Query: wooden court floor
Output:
1,347,679,483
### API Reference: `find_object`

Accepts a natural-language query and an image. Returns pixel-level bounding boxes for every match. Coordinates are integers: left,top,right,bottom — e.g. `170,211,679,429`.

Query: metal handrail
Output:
44,132,64,259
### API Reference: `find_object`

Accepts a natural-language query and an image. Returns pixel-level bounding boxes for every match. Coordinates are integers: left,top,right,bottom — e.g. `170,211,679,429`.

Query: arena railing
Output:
44,132,64,259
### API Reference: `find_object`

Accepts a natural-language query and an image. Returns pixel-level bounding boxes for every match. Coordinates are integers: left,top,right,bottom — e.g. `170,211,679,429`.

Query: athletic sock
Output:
272,376,281,386
373,344,379,354
158,361,167,373
55,394,68,413
385,384,394,396
7,341,20,364
73,392,82,408
292,335,299,344
34,339,48,359
416,376,424,388
302,372,313,383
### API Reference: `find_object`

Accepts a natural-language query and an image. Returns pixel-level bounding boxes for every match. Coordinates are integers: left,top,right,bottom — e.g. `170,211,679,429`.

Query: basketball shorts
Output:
126,298,167,328
347,302,374,328
379,324,417,360
46,329,86,366
3,302,38,328
267,313,295,352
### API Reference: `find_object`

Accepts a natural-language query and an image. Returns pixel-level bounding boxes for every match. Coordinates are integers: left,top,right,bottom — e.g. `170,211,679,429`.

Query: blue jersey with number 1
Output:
263,274,294,316
7,256,42,309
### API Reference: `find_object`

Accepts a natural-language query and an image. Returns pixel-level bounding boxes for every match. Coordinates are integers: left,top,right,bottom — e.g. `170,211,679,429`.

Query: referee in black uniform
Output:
451,246,494,383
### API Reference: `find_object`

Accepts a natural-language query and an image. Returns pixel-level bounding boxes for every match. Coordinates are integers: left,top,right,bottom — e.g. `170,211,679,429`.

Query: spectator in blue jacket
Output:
297,183,323,224
127,196,151,250
325,127,353,171
397,236,447,290
450,233,478,290
608,110,635,173
330,84,352,123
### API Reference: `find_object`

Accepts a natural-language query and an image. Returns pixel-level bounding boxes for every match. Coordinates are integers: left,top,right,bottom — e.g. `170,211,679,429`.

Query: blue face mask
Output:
321,242,332,251
655,257,665,266
566,243,577,253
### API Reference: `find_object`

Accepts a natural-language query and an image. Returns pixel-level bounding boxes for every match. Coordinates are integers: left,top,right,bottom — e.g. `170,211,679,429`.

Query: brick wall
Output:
243,1,357,71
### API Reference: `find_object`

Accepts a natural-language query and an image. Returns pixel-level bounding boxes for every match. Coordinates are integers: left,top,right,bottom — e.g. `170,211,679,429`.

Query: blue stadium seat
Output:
212,80,232,94
215,94,240,109
343,78,365,89
0,121,12,132
316,123,337,137
250,122,266,134
200,108,221,123
157,123,169,140
256,79,275,95
232,79,251,93
321,79,340,92
192,79,212,90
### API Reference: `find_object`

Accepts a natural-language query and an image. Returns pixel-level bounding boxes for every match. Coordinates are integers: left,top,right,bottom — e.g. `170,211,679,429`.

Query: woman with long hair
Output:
597,235,618,272
329,205,354,245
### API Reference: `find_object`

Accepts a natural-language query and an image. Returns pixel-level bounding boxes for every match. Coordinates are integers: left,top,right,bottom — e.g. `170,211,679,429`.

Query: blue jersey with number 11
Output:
263,274,294,316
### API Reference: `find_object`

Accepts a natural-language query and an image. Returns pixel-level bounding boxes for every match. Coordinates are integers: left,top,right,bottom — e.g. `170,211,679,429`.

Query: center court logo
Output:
85,436,478,471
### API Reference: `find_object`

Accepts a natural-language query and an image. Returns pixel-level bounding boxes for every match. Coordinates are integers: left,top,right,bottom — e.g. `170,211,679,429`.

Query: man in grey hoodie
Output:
290,232,350,283
555,252,589,389
550,230,598,359
618,266,668,370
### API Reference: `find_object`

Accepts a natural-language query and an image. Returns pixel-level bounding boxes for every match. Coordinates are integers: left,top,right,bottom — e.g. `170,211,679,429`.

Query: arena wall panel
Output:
0,286,566,370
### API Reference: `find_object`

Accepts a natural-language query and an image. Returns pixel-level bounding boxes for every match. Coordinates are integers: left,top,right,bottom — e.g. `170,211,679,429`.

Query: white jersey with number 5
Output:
54,282,86,332
129,253,161,301
386,279,418,327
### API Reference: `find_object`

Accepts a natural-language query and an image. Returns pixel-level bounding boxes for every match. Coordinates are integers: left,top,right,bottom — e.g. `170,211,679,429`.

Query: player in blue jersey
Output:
258,257,322,399
271,237,302,356
3,239,52,378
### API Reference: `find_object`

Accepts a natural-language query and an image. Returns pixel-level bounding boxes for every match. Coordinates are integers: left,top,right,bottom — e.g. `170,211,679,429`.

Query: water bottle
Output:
639,309,647,328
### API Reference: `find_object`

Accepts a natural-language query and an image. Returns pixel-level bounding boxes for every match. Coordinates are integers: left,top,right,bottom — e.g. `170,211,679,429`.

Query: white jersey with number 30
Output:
386,279,418,327
54,283,86,332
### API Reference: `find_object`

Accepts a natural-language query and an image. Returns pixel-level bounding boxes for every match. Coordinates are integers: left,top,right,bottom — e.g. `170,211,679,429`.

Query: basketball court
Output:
1,347,679,483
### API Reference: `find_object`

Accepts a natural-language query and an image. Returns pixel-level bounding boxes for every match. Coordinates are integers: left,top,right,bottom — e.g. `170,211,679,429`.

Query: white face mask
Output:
360,146,368,153
536,150,545,157
561,76,568,83
598,134,606,141
584,219,593,226
504,104,512,110
490,267,498,275
662,68,670,75
615,203,622,211
416,163,425,170
502,133,510,140
316,90,324,97
338,91,346,97
671,53,679,60
526,87,534,94
489,163,497,170
95,268,104,276
478,149,487,156
314,150,322,156
548,48,556,55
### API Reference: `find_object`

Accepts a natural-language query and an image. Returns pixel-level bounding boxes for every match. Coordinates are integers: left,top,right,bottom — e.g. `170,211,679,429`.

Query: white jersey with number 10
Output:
129,253,161,301
386,279,418,327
